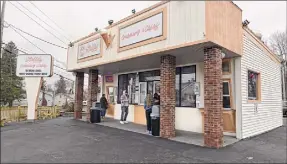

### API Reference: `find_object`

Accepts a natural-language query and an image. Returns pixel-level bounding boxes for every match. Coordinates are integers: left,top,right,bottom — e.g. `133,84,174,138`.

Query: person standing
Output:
120,90,129,124
100,94,108,119
153,93,160,105
144,93,153,134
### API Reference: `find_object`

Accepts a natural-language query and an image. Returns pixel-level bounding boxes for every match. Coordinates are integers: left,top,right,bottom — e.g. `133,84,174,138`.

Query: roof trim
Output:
243,27,281,64
104,1,169,30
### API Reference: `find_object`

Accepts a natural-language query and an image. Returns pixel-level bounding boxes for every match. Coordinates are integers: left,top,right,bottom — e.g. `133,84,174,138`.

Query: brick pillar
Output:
74,72,84,119
160,55,176,138
203,47,223,148
86,69,98,122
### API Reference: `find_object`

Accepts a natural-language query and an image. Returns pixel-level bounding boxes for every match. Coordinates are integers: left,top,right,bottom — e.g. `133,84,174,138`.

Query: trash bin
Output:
151,105,160,136
90,102,101,123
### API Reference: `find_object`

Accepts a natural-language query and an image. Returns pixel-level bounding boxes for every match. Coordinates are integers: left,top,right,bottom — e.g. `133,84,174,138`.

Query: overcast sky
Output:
1,1,286,88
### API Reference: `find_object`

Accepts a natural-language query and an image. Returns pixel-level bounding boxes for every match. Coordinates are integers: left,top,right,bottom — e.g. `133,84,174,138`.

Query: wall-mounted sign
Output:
16,54,53,77
119,9,165,49
105,75,113,83
78,37,101,60
194,82,200,95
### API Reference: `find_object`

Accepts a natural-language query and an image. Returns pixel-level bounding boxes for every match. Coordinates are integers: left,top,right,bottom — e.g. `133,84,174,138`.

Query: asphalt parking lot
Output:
1,117,286,163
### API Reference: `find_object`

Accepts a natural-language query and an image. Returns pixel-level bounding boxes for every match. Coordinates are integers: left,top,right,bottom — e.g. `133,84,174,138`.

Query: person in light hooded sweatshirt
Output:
120,90,129,124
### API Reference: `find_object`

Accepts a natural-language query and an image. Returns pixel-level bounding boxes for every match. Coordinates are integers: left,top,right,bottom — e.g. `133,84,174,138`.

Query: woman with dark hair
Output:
100,94,108,119
153,93,160,105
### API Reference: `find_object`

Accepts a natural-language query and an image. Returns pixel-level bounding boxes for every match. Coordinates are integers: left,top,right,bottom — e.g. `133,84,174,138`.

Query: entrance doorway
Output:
139,80,160,105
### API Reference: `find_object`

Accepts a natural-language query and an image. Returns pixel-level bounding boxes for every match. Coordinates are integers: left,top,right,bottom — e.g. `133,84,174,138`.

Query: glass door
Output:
106,86,115,104
139,82,147,105
153,81,160,96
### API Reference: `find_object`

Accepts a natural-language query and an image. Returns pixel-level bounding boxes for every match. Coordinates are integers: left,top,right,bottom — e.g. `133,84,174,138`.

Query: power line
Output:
9,25,47,54
5,21,67,50
15,1,71,43
8,1,67,45
7,26,65,64
29,1,73,42
1,46,66,71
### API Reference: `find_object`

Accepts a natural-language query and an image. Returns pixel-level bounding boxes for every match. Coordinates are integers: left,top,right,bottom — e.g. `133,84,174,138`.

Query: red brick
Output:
203,47,223,148
86,70,98,122
74,72,84,119
160,55,176,138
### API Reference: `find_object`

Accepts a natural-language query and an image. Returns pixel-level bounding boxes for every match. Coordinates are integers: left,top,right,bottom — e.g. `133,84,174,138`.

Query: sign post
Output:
16,54,53,122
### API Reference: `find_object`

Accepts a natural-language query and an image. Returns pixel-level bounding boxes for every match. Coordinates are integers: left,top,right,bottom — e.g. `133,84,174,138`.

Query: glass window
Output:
223,81,231,109
128,73,136,104
117,74,128,103
147,81,153,95
176,68,181,106
222,60,230,73
139,82,147,104
154,81,160,95
248,71,259,100
139,70,160,82
180,66,196,107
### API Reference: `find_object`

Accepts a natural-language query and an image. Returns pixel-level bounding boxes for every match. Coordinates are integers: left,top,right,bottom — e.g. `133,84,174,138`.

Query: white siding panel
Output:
241,33,283,139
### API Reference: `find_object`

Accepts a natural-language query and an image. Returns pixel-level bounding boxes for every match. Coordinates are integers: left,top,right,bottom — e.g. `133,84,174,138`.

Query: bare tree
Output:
267,31,287,103
268,31,287,59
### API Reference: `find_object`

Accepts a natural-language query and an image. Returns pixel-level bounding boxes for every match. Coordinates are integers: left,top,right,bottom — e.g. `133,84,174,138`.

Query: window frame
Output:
222,59,231,75
247,70,261,102
176,65,197,108
222,78,233,110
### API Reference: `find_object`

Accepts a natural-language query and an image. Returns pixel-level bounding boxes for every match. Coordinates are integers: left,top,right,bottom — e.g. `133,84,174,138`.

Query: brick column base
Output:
87,70,98,122
74,111,82,119
74,72,84,120
203,47,223,148
160,55,176,138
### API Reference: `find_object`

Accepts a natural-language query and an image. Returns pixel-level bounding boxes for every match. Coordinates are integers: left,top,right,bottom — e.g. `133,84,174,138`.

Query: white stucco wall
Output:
240,30,283,139
67,1,206,71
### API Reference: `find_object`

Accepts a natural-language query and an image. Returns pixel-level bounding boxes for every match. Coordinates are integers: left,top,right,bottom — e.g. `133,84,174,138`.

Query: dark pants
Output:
145,110,152,131
101,108,107,117
121,106,129,121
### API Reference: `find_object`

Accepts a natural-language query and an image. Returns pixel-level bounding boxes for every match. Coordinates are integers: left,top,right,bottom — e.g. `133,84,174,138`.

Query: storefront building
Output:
67,1,283,148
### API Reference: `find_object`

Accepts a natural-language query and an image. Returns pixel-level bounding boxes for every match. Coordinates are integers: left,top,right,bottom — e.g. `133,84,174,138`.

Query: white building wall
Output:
67,1,206,71
241,31,283,139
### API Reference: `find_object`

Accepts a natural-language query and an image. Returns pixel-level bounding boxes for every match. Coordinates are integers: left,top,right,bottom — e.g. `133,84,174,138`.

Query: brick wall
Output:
87,70,98,122
160,55,176,138
74,72,84,119
203,47,223,148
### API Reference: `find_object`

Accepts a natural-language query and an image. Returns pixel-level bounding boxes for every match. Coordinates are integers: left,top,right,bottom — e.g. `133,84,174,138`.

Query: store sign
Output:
78,38,101,60
119,12,163,48
105,75,113,83
16,54,53,77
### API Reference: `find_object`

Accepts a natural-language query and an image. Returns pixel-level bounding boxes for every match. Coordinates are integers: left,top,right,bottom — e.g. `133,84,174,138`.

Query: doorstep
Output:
78,116,239,147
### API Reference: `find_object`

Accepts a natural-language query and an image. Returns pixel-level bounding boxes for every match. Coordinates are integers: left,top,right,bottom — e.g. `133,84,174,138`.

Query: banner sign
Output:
16,54,53,77
105,75,113,83
119,12,163,48
78,37,101,60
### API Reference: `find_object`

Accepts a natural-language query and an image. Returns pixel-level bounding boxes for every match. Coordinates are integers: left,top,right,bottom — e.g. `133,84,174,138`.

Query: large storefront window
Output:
117,73,137,104
175,65,196,107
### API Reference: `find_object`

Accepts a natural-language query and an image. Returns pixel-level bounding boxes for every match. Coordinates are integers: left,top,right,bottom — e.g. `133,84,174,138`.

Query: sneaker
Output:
149,131,152,135
120,121,124,124
124,121,128,124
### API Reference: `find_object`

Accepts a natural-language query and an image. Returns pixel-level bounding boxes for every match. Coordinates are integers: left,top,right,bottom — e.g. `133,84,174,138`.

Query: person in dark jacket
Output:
100,94,108,119
144,93,153,134
153,93,160,105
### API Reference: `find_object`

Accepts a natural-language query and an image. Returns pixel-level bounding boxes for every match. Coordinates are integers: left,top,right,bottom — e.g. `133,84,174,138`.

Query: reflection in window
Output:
117,74,128,104
175,65,196,107
223,81,231,108
176,68,180,106
139,83,146,104
181,66,196,107
222,60,230,73
248,71,259,100
128,73,136,104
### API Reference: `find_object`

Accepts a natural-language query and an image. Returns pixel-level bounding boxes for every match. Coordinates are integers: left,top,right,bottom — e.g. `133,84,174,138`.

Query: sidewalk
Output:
80,116,239,147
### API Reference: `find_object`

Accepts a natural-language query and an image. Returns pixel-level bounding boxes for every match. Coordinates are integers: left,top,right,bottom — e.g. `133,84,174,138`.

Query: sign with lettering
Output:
78,38,101,60
16,54,53,77
119,12,163,48
105,75,113,83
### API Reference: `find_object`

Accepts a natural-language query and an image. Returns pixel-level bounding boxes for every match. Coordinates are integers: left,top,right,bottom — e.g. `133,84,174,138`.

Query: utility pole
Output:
1,0,6,58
